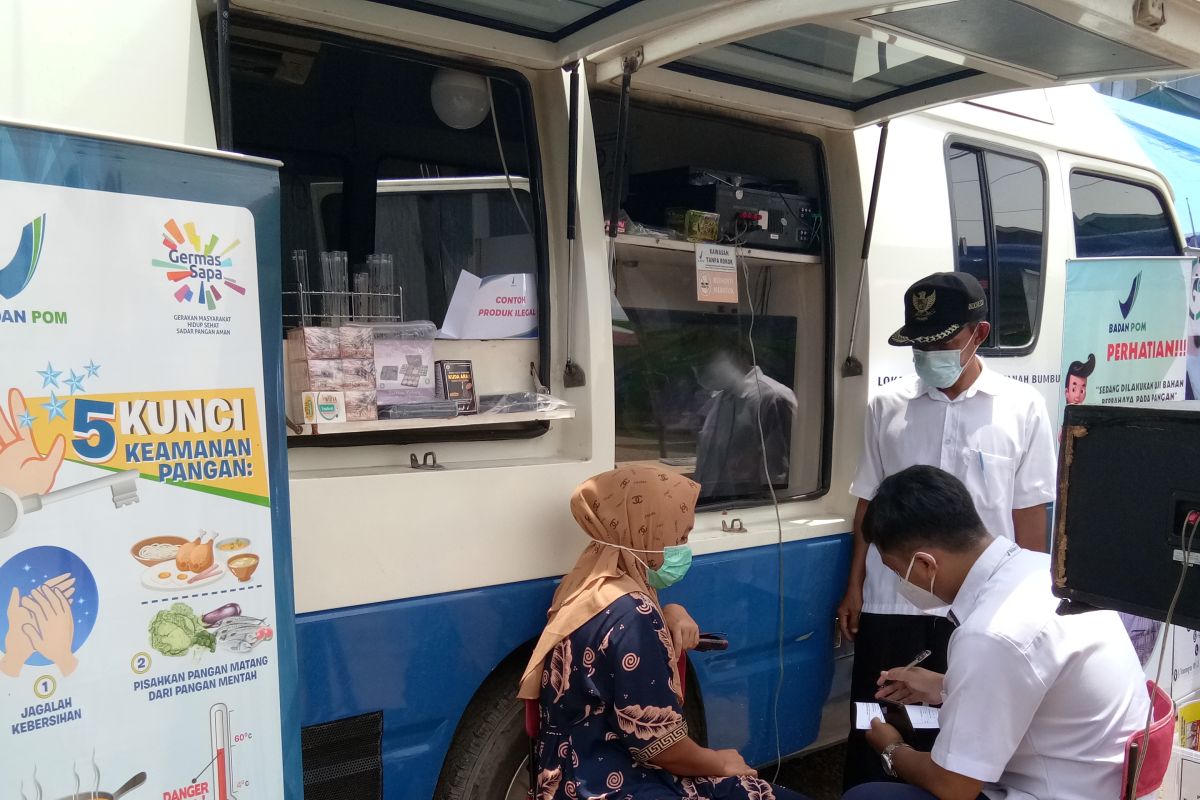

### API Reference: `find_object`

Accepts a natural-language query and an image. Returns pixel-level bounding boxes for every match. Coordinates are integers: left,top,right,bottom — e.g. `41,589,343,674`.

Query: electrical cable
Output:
486,77,533,237
1132,510,1200,795
732,221,788,781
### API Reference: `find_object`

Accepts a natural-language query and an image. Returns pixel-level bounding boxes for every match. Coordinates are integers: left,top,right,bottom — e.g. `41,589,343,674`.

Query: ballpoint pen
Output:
903,649,932,670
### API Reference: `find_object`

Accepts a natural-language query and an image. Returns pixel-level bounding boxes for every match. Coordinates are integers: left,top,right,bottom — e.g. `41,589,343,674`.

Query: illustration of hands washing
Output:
1,573,78,677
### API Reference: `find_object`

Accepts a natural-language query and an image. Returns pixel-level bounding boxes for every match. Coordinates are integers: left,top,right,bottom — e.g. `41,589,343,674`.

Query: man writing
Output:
845,465,1148,800
839,273,1057,788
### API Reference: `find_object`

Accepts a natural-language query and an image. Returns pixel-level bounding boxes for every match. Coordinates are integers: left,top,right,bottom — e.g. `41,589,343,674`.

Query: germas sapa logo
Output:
153,218,245,310
0,214,68,326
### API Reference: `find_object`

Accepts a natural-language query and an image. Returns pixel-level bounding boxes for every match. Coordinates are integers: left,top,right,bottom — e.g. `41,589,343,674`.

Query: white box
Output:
302,391,346,424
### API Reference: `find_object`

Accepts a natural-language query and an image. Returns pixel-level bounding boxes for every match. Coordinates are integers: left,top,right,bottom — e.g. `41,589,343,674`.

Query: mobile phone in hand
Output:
881,700,915,743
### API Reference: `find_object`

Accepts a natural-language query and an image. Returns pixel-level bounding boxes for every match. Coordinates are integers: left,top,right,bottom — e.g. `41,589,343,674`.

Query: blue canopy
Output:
1104,93,1200,244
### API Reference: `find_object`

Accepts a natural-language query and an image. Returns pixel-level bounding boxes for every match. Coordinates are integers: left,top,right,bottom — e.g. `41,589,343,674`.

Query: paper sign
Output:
696,243,738,303
855,702,940,730
439,270,538,339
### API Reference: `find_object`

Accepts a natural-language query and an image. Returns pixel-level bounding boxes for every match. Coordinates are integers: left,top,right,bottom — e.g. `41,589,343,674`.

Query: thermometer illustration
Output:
210,703,234,800
0,469,139,537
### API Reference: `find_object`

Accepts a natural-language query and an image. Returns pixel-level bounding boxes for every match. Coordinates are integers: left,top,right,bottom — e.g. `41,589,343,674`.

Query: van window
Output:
947,144,1046,351
218,21,546,443
1069,172,1180,257
596,98,829,506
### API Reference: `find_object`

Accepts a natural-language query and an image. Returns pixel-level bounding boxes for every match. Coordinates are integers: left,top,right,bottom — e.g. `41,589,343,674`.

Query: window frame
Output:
943,137,1049,357
603,96,836,509
1067,169,1182,258
214,13,553,449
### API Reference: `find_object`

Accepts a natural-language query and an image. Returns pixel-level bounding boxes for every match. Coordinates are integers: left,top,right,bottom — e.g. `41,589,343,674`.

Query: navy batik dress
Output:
534,592,787,800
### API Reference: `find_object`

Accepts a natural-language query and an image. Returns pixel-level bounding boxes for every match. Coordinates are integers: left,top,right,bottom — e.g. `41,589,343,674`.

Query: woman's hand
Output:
875,666,944,705
662,603,700,655
715,749,757,777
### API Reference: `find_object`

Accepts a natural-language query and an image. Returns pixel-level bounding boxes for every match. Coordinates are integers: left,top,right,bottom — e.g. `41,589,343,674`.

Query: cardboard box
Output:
342,358,377,390
339,325,375,359
435,359,477,414
344,390,378,421
288,326,340,361
302,391,346,424
292,358,343,392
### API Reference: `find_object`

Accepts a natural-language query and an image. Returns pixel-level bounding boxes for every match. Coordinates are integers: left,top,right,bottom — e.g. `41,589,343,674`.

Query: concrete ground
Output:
771,743,846,800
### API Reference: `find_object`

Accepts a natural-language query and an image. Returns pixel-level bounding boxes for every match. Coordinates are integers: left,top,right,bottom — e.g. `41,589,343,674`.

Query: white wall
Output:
0,0,216,148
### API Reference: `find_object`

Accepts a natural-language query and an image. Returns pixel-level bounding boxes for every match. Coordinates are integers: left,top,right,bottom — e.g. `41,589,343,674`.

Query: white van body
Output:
0,2,1190,798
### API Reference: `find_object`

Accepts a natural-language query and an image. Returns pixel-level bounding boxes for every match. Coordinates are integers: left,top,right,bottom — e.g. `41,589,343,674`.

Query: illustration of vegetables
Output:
148,603,216,657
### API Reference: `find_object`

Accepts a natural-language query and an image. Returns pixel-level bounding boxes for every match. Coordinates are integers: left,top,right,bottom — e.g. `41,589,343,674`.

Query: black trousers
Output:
842,612,956,792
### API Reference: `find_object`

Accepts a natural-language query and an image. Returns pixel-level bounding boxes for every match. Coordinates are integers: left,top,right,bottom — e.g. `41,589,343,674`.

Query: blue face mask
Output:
913,335,980,389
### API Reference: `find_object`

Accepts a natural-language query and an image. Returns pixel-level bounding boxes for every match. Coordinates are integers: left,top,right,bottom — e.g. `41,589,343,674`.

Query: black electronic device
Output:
625,167,819,253
1054,402,1200,628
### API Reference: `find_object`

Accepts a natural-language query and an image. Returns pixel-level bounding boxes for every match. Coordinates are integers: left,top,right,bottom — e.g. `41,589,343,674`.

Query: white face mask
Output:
912,333,981,389
896,552,949,614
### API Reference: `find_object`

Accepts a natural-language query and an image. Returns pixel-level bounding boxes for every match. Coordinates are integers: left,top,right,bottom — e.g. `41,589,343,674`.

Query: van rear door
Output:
256,1,1200,125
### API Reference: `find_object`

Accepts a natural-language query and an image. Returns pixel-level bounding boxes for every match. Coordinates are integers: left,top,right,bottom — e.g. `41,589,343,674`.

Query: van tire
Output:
433,658,529,800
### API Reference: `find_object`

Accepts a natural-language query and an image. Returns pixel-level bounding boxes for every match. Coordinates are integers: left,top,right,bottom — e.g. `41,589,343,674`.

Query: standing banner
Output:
1059,257,1193,426
0,123,301,797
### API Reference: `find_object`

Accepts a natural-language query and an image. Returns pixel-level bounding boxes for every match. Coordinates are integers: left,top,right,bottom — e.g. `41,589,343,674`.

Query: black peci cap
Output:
889,272,988,347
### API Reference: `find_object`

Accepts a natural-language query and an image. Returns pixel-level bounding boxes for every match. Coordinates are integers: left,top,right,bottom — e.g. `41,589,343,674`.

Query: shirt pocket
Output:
973,450,1015,509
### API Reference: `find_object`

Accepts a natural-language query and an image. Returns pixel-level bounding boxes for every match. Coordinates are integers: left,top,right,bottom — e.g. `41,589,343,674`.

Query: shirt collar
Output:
949,537,1022,625
918,357,1004,402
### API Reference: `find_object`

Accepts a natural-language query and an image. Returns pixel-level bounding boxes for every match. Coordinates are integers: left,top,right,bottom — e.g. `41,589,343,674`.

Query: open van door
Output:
582,0,1200,127
248,0,1200,126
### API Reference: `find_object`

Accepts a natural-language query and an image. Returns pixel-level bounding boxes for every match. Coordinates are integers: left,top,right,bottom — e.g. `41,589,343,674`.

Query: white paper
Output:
438,270,538,339
855,702,940,730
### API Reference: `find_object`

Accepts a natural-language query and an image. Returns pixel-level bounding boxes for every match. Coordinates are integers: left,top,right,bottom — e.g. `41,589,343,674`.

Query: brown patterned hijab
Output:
518,465,700,700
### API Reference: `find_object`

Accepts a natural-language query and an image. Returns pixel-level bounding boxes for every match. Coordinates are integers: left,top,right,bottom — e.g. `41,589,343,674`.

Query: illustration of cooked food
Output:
137,531,246,590
227,554,260,583
130,535,187,567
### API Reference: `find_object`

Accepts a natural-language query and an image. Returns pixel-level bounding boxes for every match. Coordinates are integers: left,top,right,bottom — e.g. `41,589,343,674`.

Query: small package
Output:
435,360,477,414
302,391,346,424
288,326,340,361
342,359,377,390
667,208,719,242
293,359,343,392
339,325,375,359
374,321,437,404
344,390,378,422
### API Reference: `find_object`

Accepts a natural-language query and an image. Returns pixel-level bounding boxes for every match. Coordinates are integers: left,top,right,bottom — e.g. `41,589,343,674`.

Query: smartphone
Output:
881,700,915,743
695,633,729,652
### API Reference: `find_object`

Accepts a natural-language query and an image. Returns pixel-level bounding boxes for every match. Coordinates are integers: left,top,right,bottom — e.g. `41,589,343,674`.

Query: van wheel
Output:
434,658,530,800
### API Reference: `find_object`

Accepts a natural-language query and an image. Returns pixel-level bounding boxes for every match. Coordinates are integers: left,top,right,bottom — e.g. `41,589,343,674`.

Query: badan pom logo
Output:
0,214,46,299
153,218,245,310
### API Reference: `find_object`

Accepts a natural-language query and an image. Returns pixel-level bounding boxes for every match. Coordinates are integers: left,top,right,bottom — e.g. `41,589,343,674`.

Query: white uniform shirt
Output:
933,538,1148,800
850,361,1057,615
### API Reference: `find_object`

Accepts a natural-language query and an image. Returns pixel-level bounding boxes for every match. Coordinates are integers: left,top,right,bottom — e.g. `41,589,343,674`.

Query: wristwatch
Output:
880,742,913,778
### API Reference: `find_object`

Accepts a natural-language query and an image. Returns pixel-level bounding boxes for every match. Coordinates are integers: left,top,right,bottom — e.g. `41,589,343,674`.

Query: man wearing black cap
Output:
1064,354,1095,405
838,272,1057,790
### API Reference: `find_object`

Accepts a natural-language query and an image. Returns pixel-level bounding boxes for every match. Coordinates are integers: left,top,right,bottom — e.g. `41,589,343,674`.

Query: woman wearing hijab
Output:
518,465,810,800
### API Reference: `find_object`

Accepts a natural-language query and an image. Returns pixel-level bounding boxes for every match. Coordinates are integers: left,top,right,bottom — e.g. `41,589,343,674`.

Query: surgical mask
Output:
913,336,980,389
599,541,694,589
897,552,948,614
